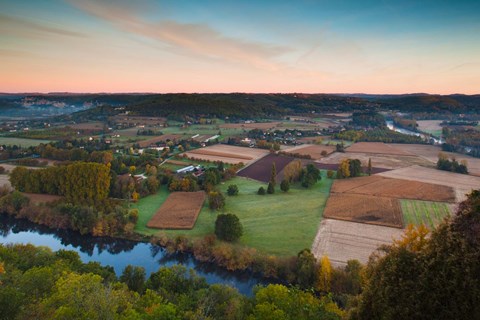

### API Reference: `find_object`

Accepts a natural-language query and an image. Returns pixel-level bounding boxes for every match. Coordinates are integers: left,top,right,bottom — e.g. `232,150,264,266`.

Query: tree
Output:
327,170,335,179
296,249,316,289
337,159,350,179
349,159,362,177
316,256,332,292
283,160,302,183
280,179,290,192
215,213,243,242
267,182,275,194
367,158,372,176
352,191,480,319
301,164,321,188
120,265,146,293
227,184,239,196
208,191,225,210
270,162,277,187
145,176,159,194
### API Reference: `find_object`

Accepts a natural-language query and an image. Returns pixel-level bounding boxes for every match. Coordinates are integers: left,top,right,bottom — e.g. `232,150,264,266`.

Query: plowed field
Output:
182,145,268,164
346,142,414,155
323,193,403,228
284,144,336,159
331,175,455,202
146,191,206,229
237,153,294,182
139,134,183,147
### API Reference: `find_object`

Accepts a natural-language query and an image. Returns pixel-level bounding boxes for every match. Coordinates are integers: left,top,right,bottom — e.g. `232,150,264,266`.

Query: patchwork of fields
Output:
183,144,268,164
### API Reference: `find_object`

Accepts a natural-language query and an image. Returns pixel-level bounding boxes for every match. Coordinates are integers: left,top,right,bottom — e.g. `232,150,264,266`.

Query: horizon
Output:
1,0,479,94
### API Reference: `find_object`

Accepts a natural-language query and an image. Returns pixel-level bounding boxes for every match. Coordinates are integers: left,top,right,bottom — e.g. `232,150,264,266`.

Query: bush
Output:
257,187,266,195
227,184,239,196
215,213,243,242
280,179,290,192
208,191,225,210
327,170,335,179
0,166,5,174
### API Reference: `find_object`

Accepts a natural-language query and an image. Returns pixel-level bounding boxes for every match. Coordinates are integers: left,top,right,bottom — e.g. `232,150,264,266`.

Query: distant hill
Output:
1,93,479,119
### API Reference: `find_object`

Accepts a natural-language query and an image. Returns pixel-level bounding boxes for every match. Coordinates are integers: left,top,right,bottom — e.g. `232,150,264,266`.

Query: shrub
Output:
257,187,266,195
327,170,335,179
227,184,239,196
215,213,243,242
280,179,290,192
208,191,225,210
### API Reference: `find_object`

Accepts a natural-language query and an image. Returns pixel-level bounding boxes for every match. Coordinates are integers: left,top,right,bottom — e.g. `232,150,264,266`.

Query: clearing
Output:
311,219,404,267
146,191,206,229
416,120,443,136
183,145,268,164
136,174,333,256
0,137,51,147
401,200,451,229
323,193,403,228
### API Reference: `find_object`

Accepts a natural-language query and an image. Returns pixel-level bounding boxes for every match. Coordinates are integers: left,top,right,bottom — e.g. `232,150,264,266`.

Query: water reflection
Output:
0,214,267,296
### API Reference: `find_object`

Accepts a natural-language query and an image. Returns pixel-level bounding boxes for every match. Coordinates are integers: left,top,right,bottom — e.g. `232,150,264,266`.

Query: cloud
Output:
0,14,86,39
67,0,290,70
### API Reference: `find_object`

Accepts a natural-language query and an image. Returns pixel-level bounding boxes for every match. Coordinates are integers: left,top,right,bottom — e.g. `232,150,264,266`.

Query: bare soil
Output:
284,144,336,160
323,193,403,228
318,151,433,169
346,142,414,155
146,191,206,229
237,153,294,183
182,145,268,164
331,175,455,202
139,134,183,147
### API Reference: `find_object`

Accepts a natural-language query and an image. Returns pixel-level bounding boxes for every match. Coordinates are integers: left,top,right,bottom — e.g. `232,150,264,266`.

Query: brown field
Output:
182,145,268,164
331,175,455,202
284,144,336,160
146,191,206,229
237,153,294,182
0,175,11,189
388,144,480,176
346,142,414,155
68,122,104,131
318,151,432,169
323,193,403,228
23,193,62,204
138,134,183,147
311,219,404,267
378,165,480,202
166,159,193,166
109,115,167,126
219,122,281,130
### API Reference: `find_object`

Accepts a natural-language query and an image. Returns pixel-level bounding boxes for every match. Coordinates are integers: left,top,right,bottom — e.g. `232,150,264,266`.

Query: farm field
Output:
346,142,413,156
387,144,480,176
416,120,443,136
323,193,403,228
23,193,62,204
311,219,404,267
219,122,281,130
318,151,433,169
237,153,293,182
67,121,104,131
146,191,206,229
0,137,51,147
183,144,268,164
401,200,451,229
136,174,333,256
284,144,336,159
138,134,183,147
331,175,455,202
378,165,480,202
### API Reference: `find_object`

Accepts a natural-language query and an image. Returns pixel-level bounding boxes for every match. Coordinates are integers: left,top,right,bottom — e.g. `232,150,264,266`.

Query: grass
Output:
401,199,451,229
132,187,170,234
0,137,51,147
134,172,333,257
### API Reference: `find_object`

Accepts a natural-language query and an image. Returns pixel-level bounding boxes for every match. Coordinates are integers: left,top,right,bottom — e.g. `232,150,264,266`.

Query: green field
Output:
0,137,51,147
401,200,451,229
132,187,170,234
134,173,333,256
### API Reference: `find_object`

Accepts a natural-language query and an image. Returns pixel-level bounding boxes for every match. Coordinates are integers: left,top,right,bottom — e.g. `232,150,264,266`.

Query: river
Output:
386,120,444,144
0,214,269,296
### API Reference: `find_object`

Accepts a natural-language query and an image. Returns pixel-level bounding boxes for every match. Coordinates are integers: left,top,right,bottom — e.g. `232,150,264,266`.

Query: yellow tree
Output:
337,159,350,178
394,223,430,253
316,255,332,292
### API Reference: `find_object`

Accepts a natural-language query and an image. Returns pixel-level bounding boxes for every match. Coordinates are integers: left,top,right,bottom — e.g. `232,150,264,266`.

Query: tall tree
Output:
270,162,277,187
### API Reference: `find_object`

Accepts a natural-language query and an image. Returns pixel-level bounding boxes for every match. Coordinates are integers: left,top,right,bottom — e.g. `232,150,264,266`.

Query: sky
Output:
1,0,479,94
